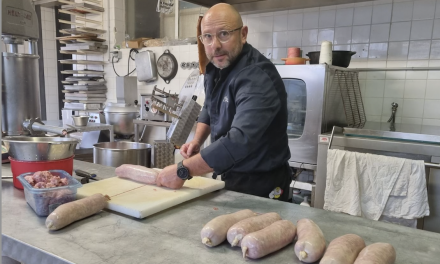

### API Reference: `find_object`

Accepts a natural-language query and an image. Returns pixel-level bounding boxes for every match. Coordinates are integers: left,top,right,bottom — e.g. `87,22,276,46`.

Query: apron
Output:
214,162,292,202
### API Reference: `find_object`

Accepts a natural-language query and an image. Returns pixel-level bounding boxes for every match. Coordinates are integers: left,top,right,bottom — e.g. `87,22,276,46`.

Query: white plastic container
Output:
319,41,332,65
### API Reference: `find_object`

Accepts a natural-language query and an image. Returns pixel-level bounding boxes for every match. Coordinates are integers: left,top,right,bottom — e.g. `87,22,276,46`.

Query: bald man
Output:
157,3,291,201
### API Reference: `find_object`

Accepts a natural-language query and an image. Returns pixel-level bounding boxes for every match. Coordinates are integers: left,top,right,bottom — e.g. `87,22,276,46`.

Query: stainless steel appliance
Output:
103,76,140,137
275,64,365,167
135,50,157,82
93,142,151,167
140,93,178,122
2,0,41,136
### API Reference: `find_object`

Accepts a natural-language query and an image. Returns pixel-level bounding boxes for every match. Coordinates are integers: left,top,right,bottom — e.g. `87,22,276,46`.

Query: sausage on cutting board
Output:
227,212,282,247
320,234,366,264
201,209,256,247
46,193,109,231
115,164,159,184
241,220,297,259
294,218,326,263
354,243,396,264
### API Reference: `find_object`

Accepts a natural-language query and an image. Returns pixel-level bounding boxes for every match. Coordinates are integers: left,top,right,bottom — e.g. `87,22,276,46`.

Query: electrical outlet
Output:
111,50,122,60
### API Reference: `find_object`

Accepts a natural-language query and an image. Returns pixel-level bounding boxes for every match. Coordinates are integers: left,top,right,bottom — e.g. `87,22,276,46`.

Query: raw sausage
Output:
320,234,366,264
241,220,297,259
354,243,396,264
201,209,256,247
45,193,109,230
295,218,326,263
227,212,281,247
115,164,159,184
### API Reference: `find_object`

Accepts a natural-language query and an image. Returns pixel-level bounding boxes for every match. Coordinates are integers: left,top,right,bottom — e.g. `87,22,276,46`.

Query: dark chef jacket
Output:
199,42,292,201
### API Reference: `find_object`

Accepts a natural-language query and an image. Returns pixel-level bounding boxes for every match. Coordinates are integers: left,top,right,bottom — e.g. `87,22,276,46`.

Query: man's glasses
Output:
198,26,243,46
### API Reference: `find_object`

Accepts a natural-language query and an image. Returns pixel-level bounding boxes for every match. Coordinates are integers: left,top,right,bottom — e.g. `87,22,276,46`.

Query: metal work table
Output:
2,161,440,264
43,120,114,142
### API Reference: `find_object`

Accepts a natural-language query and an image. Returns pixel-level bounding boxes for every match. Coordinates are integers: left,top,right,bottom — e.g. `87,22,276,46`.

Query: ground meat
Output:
27,171,69,189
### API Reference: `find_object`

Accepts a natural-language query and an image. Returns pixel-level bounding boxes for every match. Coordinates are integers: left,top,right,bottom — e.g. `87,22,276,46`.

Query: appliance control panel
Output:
88,112,106,124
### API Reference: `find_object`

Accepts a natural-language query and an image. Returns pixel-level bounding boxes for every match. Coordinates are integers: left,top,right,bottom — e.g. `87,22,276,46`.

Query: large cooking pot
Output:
2,136,78,161
93,142,151,167
306,51,356,68
103,103,140,136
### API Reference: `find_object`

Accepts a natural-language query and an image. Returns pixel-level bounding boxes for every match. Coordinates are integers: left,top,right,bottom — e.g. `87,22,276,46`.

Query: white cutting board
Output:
76,176,225,218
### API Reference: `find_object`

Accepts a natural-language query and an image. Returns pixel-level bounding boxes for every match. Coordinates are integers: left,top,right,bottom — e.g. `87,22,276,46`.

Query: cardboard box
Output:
123,38,151,49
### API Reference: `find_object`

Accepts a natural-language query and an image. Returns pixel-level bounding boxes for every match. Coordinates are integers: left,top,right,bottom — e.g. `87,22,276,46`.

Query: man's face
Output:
201,19,247,69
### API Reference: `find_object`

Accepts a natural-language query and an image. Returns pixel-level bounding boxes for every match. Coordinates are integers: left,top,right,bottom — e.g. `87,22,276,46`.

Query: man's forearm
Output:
193,122,211,145
183,153,213,176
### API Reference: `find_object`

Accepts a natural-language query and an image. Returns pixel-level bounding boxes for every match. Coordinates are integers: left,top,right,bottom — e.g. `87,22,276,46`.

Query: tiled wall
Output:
161,7,208,39
40,7,59,121
242,0,440,126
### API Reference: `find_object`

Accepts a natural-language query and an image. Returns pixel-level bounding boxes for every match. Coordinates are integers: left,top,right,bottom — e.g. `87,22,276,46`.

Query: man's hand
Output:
180,140,201,159
156,164,185,189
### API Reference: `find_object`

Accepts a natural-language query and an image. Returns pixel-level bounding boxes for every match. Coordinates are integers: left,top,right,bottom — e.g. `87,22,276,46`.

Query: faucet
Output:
387,102,398,131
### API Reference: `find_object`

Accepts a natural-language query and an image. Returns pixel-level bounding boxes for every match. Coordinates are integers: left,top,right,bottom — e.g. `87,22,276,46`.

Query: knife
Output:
75,169,100,181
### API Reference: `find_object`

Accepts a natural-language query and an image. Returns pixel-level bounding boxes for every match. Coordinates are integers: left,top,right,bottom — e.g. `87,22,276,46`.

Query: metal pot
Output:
93,142,151,167
306,51,356,68
2,136,78,161
103,103,140,136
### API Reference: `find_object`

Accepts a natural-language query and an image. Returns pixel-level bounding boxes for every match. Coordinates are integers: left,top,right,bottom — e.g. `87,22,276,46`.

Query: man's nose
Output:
211,35,222,50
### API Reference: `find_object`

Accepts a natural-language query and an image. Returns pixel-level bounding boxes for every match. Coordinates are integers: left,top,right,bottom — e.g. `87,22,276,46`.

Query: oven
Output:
275,64,364,167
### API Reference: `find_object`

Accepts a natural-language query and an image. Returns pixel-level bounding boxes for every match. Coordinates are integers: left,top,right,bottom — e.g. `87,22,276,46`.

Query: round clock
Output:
156,49,178,84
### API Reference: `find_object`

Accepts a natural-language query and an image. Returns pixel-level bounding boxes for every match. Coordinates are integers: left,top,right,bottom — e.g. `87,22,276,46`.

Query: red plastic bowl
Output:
9,156,74,189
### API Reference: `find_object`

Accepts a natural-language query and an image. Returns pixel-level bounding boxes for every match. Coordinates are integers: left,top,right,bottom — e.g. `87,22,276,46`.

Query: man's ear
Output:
241,26,248,44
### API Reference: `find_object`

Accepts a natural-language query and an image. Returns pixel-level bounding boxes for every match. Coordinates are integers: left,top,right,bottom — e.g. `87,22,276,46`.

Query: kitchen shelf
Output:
61,70,104,75
60,50,105,55
351,67,440,72
59,59,105,65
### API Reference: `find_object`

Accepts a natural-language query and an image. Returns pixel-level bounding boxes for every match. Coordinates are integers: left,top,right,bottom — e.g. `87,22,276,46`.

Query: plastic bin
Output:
17,170,82,216
10,156,74,189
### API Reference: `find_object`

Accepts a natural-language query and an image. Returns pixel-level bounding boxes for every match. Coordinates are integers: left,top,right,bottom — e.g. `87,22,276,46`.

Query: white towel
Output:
324,149,429,221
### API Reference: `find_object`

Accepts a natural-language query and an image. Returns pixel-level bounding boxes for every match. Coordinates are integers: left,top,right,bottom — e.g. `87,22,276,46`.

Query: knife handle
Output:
75,169,96,179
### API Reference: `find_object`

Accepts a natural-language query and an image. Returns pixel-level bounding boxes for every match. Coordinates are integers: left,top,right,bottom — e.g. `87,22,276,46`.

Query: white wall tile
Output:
352,25,371,43
437,0,440,18
370,23,390,42
273,32,287,47
423,100,440,118
334,26,352,44
272,48,287,59
369,42,388,59
406,70,428,80
351,43,369,58
392,1,414,22
372,4,392,24
353,6,373,25
366,115,382,122
433,19,440,39
335,8,354,27
301,29,318,46
319,10,336,28
431,40,440,59
402,99,424,118
259,16,274,32
413,0,436,20
318,28,334,43
386,71,406,79
387,41,409,60
247,17,260,33
422,118,440,126
274,15,288,32
426,80,440,99
334,44,351,50
401,117,423,124
410,20,434,40
404,80,427,98
258,32,273,47
385,80,405,97
367,71,386,79
389,21,411,41
364,97,384,115
365,80,386,97
408,40,431,59
247,33,259,47
287,30,302,46
288,13,303,30
303,11,319,29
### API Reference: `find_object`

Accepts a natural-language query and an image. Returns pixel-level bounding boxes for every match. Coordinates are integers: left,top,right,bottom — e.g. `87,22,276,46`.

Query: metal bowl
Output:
72,115,89,126
93,142,151,167
2,136,79,161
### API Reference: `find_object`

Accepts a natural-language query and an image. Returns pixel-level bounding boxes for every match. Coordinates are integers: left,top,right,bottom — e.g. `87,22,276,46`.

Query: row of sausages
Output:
200,209,396,263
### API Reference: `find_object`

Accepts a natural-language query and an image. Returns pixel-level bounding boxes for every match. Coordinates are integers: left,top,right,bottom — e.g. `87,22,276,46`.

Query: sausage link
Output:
45,193,109,231
227,212,282,247
320,234,366,264
354,243,396,264
241,220,297,259
294,218,326,263
201,209,256,247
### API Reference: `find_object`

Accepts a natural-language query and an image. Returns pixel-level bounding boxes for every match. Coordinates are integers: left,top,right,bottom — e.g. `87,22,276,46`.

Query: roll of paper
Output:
319,41,332,65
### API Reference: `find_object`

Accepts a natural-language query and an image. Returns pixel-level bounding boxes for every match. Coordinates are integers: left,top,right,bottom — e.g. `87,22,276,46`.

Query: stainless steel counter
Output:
2,161,440,264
